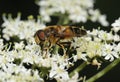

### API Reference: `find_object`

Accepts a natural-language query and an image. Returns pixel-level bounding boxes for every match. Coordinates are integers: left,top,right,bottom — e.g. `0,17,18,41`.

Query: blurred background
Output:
0,0,120,25
0,0,120,82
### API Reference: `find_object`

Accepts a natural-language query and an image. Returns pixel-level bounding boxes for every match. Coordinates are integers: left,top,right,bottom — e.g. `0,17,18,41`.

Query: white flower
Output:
67,72,79,82
77,52,87,61
88,29,99,36
111,17,120,32
102,44,119,61
0,10,120,82
69,6,88,23
2,14,45,41
92,59,101,69
98,15,109,26
76,37,103,60
14,41,25,50
113,34,120,42
49,63,70,82
40,58,52,67
98,30,113,41
0,39,4,51
0,60,43,82
115,43,120,54
0,51,15,68
48,54,72,81
37,0,108,25
86,41,103,58
89,9,109,26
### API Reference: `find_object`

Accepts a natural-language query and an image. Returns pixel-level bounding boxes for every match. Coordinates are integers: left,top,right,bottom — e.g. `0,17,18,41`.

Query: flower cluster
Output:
0,36,81,82
36,0,109,26
111,17,120,32
0,38,43,82
72,29,120,63
0,0,120,82
0,13,120,81
2,14,45,41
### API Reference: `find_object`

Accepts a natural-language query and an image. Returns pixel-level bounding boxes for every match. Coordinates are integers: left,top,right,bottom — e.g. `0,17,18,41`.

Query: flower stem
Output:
57,14,69,25
69,62,87,77
86,58,120,82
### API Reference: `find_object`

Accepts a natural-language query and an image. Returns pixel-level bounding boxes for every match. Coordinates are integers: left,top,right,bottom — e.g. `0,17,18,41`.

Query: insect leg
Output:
59,42,72,55
56,42,66,57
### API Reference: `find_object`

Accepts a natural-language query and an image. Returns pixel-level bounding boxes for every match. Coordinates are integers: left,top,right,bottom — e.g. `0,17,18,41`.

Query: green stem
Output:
86,58,120,82
69,62,87,77
57,14,69,25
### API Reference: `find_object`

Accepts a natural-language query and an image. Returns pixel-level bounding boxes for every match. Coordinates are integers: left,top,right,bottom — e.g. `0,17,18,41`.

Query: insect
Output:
34,25,87,57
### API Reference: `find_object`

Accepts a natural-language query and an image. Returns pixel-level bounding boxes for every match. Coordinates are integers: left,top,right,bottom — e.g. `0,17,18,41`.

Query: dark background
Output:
0,0,120,82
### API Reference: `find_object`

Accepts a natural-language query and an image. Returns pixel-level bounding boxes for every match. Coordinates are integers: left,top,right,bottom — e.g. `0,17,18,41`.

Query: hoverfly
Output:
34,25,87,57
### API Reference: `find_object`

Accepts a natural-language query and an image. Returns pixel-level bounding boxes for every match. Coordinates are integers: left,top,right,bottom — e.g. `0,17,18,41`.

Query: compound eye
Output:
38,31,45,41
